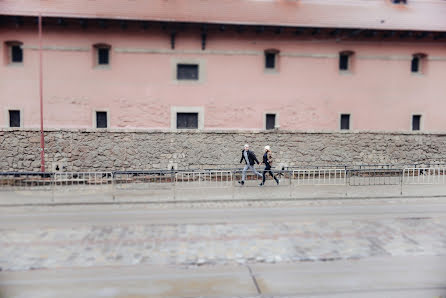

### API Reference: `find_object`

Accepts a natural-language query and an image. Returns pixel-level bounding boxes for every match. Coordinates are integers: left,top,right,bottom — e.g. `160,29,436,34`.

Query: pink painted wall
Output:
1,23,446,132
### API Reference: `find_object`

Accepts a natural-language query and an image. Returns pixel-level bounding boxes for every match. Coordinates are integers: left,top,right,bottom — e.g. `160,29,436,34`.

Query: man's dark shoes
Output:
259,183,263,186
238,181,245,185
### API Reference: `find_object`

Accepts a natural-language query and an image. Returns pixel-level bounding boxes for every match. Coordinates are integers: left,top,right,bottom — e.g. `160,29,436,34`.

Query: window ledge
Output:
411,72,424,77
7,62,24,67
172,79,202,85
264,68,279,74
339,70,352,76
94,65,111,70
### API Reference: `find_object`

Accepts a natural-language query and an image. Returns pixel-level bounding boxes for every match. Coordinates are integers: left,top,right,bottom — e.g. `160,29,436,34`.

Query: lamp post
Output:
38,13,45,172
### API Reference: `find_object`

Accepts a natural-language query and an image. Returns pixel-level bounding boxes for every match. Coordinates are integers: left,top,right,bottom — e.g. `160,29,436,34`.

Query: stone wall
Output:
1,129,446,172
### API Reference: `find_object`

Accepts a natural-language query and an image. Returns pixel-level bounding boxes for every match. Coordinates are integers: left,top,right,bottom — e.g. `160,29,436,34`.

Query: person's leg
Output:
261,168,266,185
241,165,249,182
270,169,279,184
251,165,262,178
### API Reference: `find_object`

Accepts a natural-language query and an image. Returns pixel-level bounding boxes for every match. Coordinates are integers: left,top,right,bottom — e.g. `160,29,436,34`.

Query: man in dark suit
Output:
238,144,262,185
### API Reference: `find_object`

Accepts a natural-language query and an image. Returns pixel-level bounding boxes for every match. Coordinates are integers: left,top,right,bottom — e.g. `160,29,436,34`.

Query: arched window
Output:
264,49,280,71
339,50,354,71
5,40,23,64
93,43,111,67
411,53,427,74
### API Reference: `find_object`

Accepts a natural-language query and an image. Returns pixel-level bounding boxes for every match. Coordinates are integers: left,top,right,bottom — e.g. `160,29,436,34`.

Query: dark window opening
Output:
9,110,20,127
340,114,350,130
96,111,108,128
98,48,109,65
339,54,349,71
177,64,199,80
412,115,421,131
266,114,276,130
265,53,276,69
11,45,23,63
177,113,198,129
411,57,419,73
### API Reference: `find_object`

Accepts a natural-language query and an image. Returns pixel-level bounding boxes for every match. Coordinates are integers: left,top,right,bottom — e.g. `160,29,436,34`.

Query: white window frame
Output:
93,43,111,69
93,109,110,129
411,113,423,131
171,106,204,130
339,51,354,75
411,53,427,76
172,58,206,84
5,108,24,128
264,49,280,74
5,41,24,66
264,112,279,130
340,113,352,131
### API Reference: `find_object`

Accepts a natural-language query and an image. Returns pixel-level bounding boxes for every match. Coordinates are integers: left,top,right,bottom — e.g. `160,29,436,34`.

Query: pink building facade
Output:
1,0,446,132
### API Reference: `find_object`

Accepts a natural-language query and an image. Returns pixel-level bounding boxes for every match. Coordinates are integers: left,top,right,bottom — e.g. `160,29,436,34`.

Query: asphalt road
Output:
3,200,446,228
1,198,446,297
1,256,446,298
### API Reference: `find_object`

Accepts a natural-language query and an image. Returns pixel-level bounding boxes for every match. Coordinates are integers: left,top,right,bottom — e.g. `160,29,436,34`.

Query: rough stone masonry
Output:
1,129,446,172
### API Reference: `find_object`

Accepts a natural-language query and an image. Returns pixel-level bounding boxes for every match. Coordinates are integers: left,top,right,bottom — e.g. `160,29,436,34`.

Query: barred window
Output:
339,51,354,71
9,110,20,127
177,64,199,80
340,114,350,130
176,113,198,129
266,114,276,130
412,115,421,131
96,111,108,128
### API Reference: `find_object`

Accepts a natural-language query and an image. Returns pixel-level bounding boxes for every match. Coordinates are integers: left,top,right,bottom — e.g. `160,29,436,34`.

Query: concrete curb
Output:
1,194,445,208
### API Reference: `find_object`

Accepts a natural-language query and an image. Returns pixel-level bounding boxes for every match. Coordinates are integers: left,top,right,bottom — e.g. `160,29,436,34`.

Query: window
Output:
96,111,108,128
412,115,421,131
265,53,276,69
339,51,354,72
339,54,349,70
264,49,279,71
411,53,426,74
11,45,23,63
176,113,198,129
340,114,350,130
266,114,276,130
5,41,23,64
93,43,111,67
98,48,109,65
177,64,199,80
9,110,20,127
411,56,419,73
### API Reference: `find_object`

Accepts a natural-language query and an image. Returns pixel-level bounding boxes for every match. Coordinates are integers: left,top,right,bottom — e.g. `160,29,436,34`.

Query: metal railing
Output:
348,169,402,186
2,164,446,192
53,172,113,186
292,169,346,185
403,168,446,185
175,170,233,184
0,172,52,190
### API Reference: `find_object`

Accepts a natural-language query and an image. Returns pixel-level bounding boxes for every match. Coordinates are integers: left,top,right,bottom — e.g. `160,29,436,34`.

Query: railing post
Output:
231,170,236,200
172,170,176,201
112,171,116,201
400,169,403,196
345,169,349,197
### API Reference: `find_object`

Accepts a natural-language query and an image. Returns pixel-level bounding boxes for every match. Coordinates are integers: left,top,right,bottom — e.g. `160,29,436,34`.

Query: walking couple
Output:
238,144,279,186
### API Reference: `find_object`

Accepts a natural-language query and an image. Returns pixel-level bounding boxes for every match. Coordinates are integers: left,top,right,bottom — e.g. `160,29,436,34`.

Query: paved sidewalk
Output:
1,183,446,206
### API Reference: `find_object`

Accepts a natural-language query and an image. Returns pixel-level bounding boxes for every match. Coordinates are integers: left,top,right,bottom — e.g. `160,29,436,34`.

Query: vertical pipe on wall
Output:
38,13,45,172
